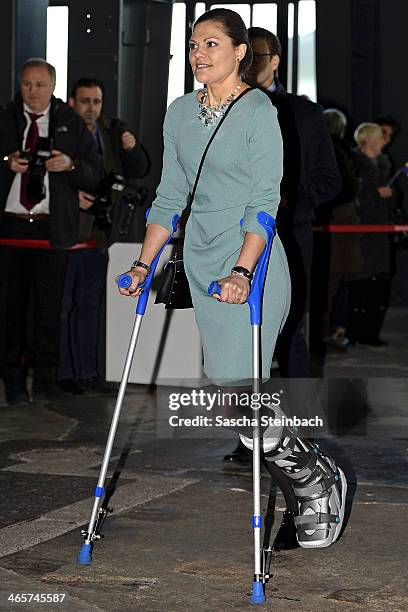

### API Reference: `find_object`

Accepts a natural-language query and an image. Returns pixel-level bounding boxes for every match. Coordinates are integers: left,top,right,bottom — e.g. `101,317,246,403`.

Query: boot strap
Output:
264,431,318,476
294,512,340,527
294,472,340,499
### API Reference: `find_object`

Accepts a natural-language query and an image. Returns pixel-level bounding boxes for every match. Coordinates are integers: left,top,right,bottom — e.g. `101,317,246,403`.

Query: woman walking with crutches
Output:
117,6,347,597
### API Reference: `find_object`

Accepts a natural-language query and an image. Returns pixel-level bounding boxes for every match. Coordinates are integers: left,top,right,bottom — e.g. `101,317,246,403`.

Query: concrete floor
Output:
0,307,407,611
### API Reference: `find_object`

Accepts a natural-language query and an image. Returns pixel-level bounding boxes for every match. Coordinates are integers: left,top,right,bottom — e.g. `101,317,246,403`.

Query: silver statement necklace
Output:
197,82,242,128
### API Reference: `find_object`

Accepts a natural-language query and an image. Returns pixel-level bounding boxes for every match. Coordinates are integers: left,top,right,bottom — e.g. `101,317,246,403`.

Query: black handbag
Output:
155,88,252,309
155,236,193,309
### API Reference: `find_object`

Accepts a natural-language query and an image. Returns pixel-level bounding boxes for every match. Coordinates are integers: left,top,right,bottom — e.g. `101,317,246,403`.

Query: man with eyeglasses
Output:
247,27,341,377
56,78,150,395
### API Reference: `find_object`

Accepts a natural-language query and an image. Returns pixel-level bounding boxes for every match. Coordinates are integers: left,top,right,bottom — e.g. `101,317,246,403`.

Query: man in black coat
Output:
68,78,149,247
0,59,102,404
247,27,341,377
56,78,149,394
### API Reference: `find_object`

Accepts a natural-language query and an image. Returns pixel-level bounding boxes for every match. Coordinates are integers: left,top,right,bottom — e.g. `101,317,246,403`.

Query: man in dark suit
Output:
56,78,149,394
0,59,102,404
248,27,341,377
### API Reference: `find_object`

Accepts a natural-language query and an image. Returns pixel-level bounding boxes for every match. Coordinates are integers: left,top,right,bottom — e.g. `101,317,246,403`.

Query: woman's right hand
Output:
115,268,148,298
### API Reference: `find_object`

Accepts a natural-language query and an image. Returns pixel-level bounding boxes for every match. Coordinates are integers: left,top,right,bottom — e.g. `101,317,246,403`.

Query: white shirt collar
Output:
23,102,50,120
266,81,277,93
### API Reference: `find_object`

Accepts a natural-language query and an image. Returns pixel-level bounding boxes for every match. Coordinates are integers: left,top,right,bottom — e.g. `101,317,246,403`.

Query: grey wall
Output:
118,0,172,241
0,1,15,105
316,0,407,171
378,0,408,170
67,0,122,116
15,0,48,91
0,0,48,105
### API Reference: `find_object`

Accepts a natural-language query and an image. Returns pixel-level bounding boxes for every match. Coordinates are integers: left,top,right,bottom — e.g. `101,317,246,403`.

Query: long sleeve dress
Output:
148,88,291,383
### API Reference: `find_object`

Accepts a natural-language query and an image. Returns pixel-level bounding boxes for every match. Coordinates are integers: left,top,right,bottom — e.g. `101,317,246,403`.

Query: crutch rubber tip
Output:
251,581,265,604
77,543,92,565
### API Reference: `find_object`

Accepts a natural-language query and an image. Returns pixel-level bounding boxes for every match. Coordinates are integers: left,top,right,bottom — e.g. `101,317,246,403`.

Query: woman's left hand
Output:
213,274,250,304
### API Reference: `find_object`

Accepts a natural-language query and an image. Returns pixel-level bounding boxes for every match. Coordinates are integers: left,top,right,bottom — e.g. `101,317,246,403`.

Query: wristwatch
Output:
231,266,253,281
131,260,150,275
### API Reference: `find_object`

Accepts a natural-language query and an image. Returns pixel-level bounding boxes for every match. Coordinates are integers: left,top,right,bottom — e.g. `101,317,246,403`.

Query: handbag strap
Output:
187,87,253,208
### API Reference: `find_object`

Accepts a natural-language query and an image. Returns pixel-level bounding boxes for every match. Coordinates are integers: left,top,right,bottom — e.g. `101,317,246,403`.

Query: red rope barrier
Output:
313,224,408,233
0,239,98,250
2,227,407,247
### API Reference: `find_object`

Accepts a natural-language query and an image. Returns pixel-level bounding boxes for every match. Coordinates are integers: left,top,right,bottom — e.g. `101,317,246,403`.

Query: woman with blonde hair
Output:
347,123,393,345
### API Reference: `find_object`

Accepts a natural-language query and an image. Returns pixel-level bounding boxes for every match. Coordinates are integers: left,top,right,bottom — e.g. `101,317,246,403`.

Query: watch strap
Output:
231,266,253,281
131,260,150,275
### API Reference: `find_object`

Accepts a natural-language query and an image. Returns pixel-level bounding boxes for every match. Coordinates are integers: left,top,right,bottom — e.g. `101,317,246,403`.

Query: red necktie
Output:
20,112,43,210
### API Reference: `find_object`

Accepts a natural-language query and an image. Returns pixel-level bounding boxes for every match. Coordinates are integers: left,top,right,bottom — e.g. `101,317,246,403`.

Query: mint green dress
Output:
148,89,291,383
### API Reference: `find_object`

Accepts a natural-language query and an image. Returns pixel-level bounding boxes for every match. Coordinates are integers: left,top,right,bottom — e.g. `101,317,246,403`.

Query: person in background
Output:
375,116,407,251
0,59,102,405
317,108,362,352
376,116,400,154
347,123,393,346
246,27,341,377
56,78,149,395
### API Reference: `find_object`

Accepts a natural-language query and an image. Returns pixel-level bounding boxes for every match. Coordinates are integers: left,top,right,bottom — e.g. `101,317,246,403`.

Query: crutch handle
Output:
207,281,222,297
116,274,147,290
207,212,276,325
117,209,180,316
116,274,133,289
248,211,276,326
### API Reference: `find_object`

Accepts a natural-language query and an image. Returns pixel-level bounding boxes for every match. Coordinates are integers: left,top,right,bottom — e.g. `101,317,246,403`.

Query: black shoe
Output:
78,377,117,394
223,440,251,470
273,509,299,551
57,378,85,395
356,338,387,347
32,382,63,401
5,387,30,406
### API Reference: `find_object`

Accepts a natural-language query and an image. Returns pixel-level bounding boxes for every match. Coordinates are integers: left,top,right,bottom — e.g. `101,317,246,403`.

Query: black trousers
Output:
58,248,108,381
347,273,391,343
0,219,67,387
276,221,312,377
309,232,331,357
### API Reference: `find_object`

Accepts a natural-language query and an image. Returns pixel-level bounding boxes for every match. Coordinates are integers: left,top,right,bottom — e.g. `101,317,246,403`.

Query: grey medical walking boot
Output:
239,401,347,549
262,431,347,548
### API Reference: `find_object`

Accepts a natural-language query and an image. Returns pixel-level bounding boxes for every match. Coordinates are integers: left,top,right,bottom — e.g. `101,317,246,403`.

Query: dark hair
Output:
193,9,253,79
375,115,401,134
248,27,282,57
71,78,105,100
20,58,56,85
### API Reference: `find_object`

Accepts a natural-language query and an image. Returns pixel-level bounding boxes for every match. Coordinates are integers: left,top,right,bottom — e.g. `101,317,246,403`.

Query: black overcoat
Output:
0,94,102,248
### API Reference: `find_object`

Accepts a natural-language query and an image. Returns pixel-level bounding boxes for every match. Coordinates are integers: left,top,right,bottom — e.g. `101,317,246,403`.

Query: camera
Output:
91,172,124,232
91,172,147,234
20,137,52,204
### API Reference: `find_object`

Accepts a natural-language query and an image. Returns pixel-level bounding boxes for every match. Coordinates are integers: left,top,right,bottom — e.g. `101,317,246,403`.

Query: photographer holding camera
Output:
0,59,102,405
57,78,149,394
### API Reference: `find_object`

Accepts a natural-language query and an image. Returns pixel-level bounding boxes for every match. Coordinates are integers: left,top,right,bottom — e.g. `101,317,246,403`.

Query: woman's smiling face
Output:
189,20,244,85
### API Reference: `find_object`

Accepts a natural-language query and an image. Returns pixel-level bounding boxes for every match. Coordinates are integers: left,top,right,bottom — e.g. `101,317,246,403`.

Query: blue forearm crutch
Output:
77,211,180,565
208,211,276,604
